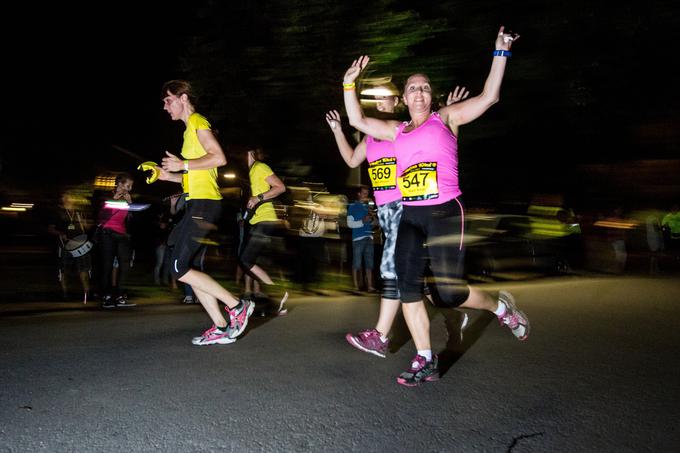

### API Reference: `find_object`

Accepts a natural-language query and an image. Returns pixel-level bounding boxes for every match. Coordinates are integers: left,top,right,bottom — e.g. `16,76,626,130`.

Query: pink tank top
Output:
102,206,128,234
365,136,401,206
394,112,461,206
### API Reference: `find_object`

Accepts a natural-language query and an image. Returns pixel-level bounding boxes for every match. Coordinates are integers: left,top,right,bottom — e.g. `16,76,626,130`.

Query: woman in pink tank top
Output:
326,82,469,359
342,26,530,386
325,82,403,358
97,173,135,307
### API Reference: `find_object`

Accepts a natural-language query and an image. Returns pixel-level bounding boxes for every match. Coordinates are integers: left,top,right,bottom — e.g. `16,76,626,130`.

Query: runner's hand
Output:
495,26,520,51
446,86,470,105
343,56,369,84
157,166,174,181
325,110,342,131
162,151,183,172
246,196,259,209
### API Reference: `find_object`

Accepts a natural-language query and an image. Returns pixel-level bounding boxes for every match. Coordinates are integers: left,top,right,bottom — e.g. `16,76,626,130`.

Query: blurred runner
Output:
238,147,288,316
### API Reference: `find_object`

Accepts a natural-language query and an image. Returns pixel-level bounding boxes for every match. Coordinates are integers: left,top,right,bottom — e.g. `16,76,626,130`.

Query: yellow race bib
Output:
368,157,397,191
398,162,439,201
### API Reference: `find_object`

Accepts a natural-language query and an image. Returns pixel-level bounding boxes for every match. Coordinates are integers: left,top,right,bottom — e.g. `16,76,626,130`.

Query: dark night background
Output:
1,0,679,210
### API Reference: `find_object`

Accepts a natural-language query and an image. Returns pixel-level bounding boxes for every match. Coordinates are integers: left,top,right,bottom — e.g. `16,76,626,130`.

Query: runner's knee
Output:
381,278,400,300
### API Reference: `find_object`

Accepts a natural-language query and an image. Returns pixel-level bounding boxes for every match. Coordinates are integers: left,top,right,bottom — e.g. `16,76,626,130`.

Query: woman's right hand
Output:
325,110,342,131
343,56,369,84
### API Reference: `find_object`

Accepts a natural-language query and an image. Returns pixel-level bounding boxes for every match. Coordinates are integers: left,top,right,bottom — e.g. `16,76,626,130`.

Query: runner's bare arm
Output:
326,110,367,168
343,56,399,141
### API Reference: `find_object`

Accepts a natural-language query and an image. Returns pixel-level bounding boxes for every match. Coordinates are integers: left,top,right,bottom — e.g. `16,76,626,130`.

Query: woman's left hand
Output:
446,86,470,105
495,26,520,51
161,151,183,172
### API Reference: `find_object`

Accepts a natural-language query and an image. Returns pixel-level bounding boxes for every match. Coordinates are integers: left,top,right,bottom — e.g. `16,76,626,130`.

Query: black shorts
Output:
395,198,469,306
239,221,282,270
169,199,221,278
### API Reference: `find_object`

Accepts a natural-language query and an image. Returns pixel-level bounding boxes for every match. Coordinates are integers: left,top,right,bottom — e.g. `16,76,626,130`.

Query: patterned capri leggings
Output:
377,200,403,299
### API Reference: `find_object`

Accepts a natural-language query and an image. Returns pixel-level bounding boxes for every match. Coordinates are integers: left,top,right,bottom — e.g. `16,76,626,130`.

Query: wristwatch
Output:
257,193,265,202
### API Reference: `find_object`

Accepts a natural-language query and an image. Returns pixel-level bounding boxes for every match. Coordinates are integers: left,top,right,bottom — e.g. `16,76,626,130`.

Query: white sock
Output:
494,301,507,317
416,349,432,362
379,334,389,343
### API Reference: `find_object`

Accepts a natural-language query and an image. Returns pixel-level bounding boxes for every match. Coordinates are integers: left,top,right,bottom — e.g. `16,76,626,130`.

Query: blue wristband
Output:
493,50,512,57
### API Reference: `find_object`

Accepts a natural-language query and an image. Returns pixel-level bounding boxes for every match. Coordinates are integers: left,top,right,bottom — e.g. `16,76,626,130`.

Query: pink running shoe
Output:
225,299,255,339
498,291,530,341
191,325,236,346
345,329,389,358
396,354,439,387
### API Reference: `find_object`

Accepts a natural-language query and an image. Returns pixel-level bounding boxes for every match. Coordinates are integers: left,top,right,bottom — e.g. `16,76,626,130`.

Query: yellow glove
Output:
137,161,160,184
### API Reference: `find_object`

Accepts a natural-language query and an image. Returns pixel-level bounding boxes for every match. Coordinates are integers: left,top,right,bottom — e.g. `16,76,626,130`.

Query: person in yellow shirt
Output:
239,147,288,316
158,80,253,346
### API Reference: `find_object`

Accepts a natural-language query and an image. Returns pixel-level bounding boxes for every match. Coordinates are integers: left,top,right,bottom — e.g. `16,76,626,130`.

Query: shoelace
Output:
501,311,519,329
226,304,246,326
201,325,217,337
409,356,427,372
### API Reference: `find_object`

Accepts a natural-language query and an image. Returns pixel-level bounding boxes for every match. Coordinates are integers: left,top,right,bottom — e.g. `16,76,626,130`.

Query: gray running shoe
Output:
225,299,255,339
497,291,529,341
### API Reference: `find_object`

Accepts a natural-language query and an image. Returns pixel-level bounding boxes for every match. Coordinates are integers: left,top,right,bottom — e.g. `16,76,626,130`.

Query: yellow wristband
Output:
343,82,355,91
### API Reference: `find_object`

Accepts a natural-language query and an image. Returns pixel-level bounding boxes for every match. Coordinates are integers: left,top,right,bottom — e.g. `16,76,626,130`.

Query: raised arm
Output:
325,110,367,168
439,26,519,128
343,56,400,141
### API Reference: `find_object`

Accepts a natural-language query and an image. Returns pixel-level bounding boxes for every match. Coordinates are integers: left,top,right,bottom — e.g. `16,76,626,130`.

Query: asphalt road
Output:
1,277,679,452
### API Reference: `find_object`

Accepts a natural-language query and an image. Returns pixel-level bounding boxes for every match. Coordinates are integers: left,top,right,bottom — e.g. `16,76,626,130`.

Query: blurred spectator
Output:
96,173,136,308
153,210,174,286
594,206,637,274
47,191,93,302
298,194,327,293
645,212,664,275
347,186,377,291
661,204,680,261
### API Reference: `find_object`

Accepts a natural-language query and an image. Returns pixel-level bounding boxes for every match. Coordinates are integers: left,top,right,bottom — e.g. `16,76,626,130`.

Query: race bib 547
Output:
398,162,439,201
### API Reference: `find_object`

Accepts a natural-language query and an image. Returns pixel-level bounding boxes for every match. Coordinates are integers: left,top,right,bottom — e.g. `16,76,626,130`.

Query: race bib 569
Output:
368,157,397,191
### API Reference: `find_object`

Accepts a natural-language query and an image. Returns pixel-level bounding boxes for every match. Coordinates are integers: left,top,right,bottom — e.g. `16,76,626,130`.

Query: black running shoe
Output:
101,295,116,309
115,295,136,308
397,355,439,387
